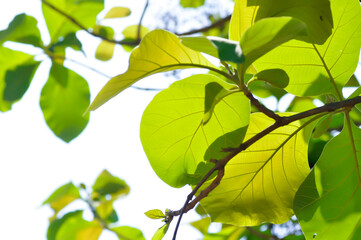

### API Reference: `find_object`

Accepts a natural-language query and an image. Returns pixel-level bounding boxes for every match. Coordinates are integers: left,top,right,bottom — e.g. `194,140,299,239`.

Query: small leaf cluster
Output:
43,170,145,240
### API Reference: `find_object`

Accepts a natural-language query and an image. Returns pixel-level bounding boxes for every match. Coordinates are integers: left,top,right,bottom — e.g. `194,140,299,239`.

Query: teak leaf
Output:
140,74,250,187
92,170,130,199
199,113,316,226
254,0,361,96
249,69,289,89
40,63,90,142
312,114,333,139
89,29,222,111
145,209,166,220
181,36,245,64
294,116,361,239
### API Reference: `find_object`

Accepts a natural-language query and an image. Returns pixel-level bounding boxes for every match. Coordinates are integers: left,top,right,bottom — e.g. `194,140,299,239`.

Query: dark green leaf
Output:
248,81,287,100
345,75,359,87
43,182,81,213
40,62,90,142
92,170,130,198
49,33,83,54
47,210,82,240
312,114,333,138
111,226,145,240
0,13,42,47
250,69,289,89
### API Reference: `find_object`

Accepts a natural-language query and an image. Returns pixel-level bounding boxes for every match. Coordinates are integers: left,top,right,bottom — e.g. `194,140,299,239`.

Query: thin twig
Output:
137,0,149,41
176,15,232,36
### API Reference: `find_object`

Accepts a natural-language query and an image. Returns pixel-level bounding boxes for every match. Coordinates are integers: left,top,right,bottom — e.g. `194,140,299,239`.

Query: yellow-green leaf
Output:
95,40,115,61
104,7,131,19
89,29,221,111
92,170,130,199
199,113,316,226
312,114,333,138
250,69,289,89
111,226,145,240
152,224,169,240
140,74,250,187
145,209,165,220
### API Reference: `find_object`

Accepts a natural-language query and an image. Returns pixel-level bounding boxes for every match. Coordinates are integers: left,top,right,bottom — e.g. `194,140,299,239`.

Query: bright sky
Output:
0,0,213,239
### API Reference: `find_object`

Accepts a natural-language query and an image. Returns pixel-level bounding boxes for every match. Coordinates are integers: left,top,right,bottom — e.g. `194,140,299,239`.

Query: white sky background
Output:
0,0,235,239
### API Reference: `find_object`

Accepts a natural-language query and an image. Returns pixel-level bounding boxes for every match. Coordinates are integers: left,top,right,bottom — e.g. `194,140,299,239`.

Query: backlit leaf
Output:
47,211,83,240
250,69,289,89
254,0,361,96
0,13,42,47
190,217,211,235
140,74,250,187
104,7,131,19
95,40,115,61
40,63,90,142
42,0,104,42
89,30,222,111
199,113,317,226
229,0,332,44
294,116,361,239
312,114,333,138
181,36,244,64
95,200,118,224
111,226,145,240
92,170,129,199
145,209,165,220
152,224,169,240
43,182,80,213
180,0,205,8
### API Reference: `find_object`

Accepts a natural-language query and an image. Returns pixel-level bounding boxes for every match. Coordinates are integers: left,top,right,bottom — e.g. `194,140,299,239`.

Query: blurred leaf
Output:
42,0,104,42
111,226,145,240
92,170,130,199
248,80,287,100
94,25,114,39
140,74,250,188
95,40,115,61
295,117,361,239
47,210,83,240
49,33,83,54
43,182,81,214
104,7,131,18
96,200,118,224
195,204,208,217
180,0,205,8
145,209,165,220
89,30,220,111
40,62,90,142
0,13,42,47
345,74,359,87
250,69,289,89
347,85,361,100
287,97,316,112
312,114,333,138
240,17,307,70
204,225,245,240
181,36,244,64
190,217,211,235
55,211,103,240
152,224,169,240
121,25,149,52
0,47,37,112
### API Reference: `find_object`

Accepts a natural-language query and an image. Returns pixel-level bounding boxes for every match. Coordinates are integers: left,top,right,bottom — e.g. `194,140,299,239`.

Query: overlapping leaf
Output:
254,0,361,96
89,30,222,111
40,63,90,142
199,113,316,226
43,182,80,214
140,74,250,187
294,116,361,239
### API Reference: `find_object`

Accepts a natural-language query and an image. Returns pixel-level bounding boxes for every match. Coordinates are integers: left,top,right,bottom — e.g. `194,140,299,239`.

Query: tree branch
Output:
176,15,232,36
41,0,140,46
137,0,149,41
170,96,361,239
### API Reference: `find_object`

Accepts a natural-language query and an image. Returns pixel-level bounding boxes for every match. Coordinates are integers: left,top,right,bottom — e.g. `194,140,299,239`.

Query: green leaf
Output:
42,0,104,42
250,69,289,89
0,47,38,112
190,217,211,235
199,113,316,226
347,85,361,100
92,170,130,199
40,62,90,142
240,17,307,70
152,224,169,240
111,226,145,240
345,74,359,87
0,13,42,47
204,225,246,240
49,33,83,54
55,211,103,240
145,209,165,220
104,7,131,18
140,74,250,187
94,25,114,39
89,29,222,111
287,97,316,113
47,210,83,240
122,25,149,40
312,114,333,138
294,115,361,239
248,80,287,100
203,81,238,124
181,36,245,64
95,40,115,61
95,200,118,224
229,0,333,44
43,182,81,213
254,0,361,96
180,0,205,8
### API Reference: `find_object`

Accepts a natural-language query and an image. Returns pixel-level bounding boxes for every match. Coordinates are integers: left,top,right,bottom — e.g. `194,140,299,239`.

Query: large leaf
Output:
254,0,361,96
89,29,222,111
199,113,316,226
294,116,361,239
0,13,42,47
240,17,307,70
0,47,38,112
229,0,333,44
43,182,81,214
40,63,90,142
42,0,104,42
140,74,250,188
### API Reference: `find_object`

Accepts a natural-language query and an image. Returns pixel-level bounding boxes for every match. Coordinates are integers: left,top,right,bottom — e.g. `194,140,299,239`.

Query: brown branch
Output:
176,15,232,36
170,96,361,239
41,0,140,46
